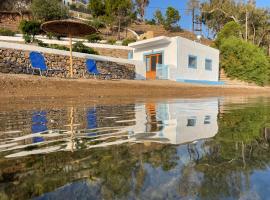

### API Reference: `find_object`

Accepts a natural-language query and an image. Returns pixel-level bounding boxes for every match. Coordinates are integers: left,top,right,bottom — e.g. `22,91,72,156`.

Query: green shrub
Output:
122,38,136,46
85,33,102,43
36,39,49,47
107,39,116,45
0,28,15,36
73,41,99,54
88,19,105,30
31,0,68,21
215,21,243,48
19,20,41,43
220,37,270,86
49,44,69,51
23,34,31,43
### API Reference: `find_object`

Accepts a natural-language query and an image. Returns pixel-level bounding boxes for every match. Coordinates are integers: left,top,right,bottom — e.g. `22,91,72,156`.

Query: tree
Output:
154,10,164,25
31,0,68,21
88,0,106,17
215,21,243,48
164,7,181,30
135,0,149,21
19,20,41,42
154,7,180,31
220,37,270,86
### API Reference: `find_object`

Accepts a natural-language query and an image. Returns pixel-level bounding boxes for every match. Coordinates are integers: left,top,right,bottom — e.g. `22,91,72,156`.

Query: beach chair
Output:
86,107,98,137
32,111,47,143
85,59,111,79
29,51,63,76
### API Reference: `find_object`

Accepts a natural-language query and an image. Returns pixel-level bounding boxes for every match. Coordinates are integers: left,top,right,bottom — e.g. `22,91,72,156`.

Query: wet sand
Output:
1,73,270,98
0,73,270,110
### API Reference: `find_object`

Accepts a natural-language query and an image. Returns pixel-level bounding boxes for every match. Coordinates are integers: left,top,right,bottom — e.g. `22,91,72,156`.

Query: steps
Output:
219,69,256,86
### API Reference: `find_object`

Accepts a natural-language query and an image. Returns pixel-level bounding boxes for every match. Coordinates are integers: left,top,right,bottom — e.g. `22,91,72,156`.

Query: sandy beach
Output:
0,73,270,99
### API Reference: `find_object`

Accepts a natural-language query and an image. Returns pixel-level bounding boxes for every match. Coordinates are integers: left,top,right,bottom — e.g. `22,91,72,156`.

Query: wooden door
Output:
145,54,162,80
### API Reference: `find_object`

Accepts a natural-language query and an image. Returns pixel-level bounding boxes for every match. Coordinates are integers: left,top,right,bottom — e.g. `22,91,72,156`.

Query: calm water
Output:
0,97,270,200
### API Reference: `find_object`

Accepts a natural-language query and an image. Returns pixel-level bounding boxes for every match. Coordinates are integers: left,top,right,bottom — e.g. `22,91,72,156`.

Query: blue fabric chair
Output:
32,111,47,143
86,108,98,137
29,51,63,76
85,59,111,79
29,52,49,76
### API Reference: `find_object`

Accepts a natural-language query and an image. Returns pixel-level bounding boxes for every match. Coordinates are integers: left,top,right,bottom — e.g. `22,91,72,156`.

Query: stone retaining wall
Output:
0,48,135,79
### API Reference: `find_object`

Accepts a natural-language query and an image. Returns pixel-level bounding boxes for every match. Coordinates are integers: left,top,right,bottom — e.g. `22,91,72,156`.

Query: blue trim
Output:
143,50,164,62
128,51,133,60
177,79,225,85
188,55,197,69
143,50,164,78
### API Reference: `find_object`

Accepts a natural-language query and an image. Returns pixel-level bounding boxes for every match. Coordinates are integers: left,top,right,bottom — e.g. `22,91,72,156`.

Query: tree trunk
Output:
118,16,121,40
245,8,248,41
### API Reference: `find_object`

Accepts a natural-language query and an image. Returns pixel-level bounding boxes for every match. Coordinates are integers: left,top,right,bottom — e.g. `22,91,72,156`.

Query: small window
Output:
188,55,197,69
204,115,211,124
187,117,197,127
146,57,150,72
205,59,212,71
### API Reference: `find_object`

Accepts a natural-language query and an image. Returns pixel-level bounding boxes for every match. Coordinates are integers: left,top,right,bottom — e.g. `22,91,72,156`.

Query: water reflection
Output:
0,97,270,200
0,98,220,157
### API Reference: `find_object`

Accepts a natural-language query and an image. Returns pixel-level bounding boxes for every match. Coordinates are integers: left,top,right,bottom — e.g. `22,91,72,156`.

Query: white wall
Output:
172,37,220,82
123,98,219,145
132,37,178,79
131,36,219,82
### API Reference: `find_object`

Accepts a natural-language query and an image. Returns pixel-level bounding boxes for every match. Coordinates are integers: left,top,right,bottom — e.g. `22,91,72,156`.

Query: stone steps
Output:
219,69,255,86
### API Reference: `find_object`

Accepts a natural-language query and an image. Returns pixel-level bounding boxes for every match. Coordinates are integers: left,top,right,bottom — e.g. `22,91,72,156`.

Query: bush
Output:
0,28,15,36
215,21,243,48
23,34,31,43
19,20,41,43
31,0,68,21
220,37,270,86
49,44,69,51
122,38,136,46
85,33,102,43
72,42,98,54
107,39,116,45
88,19,105,30
35,39,49,47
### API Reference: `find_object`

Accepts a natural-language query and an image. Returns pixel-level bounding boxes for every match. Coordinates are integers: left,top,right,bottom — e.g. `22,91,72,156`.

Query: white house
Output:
128,98,220,145
129,36,223,85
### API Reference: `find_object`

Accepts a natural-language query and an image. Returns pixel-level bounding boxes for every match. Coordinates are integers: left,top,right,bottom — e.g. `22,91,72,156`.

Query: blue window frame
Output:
205,59,212,71
188,55,197,69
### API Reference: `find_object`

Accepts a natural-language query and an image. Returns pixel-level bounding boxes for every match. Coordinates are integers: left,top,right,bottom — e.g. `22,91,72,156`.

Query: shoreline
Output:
1,73,270,99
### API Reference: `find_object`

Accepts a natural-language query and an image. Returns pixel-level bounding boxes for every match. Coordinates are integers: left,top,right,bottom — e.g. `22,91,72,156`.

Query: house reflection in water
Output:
130,98,220,144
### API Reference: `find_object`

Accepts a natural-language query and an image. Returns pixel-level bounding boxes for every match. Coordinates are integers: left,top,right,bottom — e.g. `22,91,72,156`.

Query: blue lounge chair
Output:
86,107,98,137
32,111,47,143
85,59,111,79
29,51,63,76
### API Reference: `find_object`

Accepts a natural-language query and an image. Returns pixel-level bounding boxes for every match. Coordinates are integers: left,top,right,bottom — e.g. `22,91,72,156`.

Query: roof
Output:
128,36,171,49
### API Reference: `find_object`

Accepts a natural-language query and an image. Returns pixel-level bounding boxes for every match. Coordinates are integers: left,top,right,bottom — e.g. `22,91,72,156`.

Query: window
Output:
151,55,157,71
146,57,150,72
188,55,197,69
187,117,197,127
204,115,211,124
205,59,212,71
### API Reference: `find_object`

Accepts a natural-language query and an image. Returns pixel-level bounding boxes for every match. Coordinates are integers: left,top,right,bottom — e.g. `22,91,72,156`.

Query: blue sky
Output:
145,0,270,37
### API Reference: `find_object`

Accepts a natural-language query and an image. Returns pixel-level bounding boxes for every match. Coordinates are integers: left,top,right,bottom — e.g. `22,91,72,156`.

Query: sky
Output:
145,0,270,37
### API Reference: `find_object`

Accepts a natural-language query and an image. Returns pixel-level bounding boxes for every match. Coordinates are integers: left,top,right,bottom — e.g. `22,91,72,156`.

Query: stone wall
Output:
0,12,31,32
0,48,135,79
92,47,129,59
